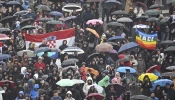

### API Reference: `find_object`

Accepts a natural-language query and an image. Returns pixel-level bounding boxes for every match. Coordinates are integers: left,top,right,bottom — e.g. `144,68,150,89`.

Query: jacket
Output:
51,96,62,100
30,84,39,99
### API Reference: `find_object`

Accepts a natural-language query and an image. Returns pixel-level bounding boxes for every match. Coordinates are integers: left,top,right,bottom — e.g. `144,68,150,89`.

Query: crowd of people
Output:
0,0,175,100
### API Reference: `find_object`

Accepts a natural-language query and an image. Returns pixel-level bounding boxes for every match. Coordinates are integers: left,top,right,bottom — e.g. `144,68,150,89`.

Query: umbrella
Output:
95,43,113,52
116,66,136,73
21,25,36,30
104,0,122,10
34,47,50,54
130,95,153,100
108,36,125,41
146,65,161,73
86,0,104,2
161,72,175,77
167,0,175,4
146,17,159,22
56,79,75,87
145,9,161,16
13,10,29,16
0,54,11,60
62,3,82,12
86,19,103,25
136,16,148,20
133,1,148,11
64,16,77,22
164,46,175,52
20,18,34,25
84,67,99,76
106,83,124,96
0,80,16,88
153,79,173,88
36,5,51,11
17,50,36,57
149,4,164,9
61,46,84,55
49,11,63,17
104,42,118,45
87,84,103,94
62,58,79,66
133,24,150,28
138,73,158,81
0,34,9,41
161,40,174,45
111,10,128,15
116,57,131,63
86,28,100,38
0,28,10,32
166,66,175,70
159,17,169,25
37,18,52,22
46,20,63,25
86,93,104,100
6,1,20,5
108,49,117,54
106,22,123,27
62,66,77,71
117,17,133,23
85,53,104,62
0,16,15,23
72,79,85,84
118,42,139,53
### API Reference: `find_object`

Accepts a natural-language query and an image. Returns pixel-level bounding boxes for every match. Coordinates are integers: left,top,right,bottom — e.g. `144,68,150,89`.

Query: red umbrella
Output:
146,65,161,73
86,93,104,100
0,80,16,88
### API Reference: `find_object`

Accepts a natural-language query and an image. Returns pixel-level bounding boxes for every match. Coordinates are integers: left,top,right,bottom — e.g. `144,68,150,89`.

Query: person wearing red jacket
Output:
34,57,46,71
79,62,87,81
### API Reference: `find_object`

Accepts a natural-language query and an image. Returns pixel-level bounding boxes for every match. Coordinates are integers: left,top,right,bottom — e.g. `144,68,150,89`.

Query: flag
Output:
136,29,157,50
0,42,2,54
25,28,75,49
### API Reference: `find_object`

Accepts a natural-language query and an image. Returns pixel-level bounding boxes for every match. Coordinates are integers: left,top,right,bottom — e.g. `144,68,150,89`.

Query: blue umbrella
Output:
152,79,173,90
0,54,11,60
49,11,63,17
7,1,21,5
116,66,136,73
108,36,125,41
34,47,50,54
118,42,139,53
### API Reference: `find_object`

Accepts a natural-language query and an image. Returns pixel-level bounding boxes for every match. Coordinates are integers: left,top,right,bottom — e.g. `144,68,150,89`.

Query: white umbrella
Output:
72,79,85,84
133,24,150,28
17,50,36,57
117,17,133,23
62,3,82,13
166,66,175,70
61,46,84,55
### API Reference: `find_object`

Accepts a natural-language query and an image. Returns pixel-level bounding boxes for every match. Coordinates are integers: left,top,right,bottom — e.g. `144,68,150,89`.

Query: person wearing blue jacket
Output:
15,91,25,100
150,92,159,100
22,1,30,10
30,84,39,100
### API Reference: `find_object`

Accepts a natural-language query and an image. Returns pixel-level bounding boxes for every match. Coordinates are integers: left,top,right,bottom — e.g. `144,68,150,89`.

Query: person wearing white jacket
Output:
0,87,5,100
64,91,75,100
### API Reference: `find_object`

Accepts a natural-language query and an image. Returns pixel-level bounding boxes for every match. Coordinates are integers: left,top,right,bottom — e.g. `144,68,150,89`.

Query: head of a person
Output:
28,7,32,13
156,85,161,90
152,55,156,61
86,4,91,11
153,68,158,72
144,75,149,81
74,51,78,56
169,56,173,62
150,92,155,98
73,9,76,14
166,83,170,88
82,62,86,67
129,7,133,12
42,39,47,45
63,40,67,45
126,69,130,74
91,96,97,100
53,90,59,97
66,91,72,98
110,85,115,91
38,57,43,63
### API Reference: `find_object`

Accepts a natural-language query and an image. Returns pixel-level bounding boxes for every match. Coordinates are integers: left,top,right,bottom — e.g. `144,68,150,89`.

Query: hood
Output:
66,91,72,95
19,91,24,95
25,1,29,5
86,77,93,84
118,54,125,59
34,73,38,80
34,84,39,89
106,65,111,70
98,75,110,87
21,67,27,75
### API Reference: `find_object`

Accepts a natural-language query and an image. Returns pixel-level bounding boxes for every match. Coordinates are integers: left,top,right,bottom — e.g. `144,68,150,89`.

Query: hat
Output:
86,4,90,8
129,7,133,9
66,91,72,95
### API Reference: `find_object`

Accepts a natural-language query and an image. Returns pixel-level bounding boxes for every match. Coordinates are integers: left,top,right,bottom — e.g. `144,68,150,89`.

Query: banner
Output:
0,42,2,54
25,28,75,49
136,29,157,50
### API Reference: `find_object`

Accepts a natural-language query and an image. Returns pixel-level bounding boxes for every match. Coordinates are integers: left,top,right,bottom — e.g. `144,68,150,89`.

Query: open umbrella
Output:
84,67,99,76
117,17,133,22
133,1,148,11
95,43,113,52
159,17,169,25
86,19,103,25
0,16,15,23
62,66,77,71
106,22,123,27
133,24,150,28
0,54,11,60
104,42,118,45
85,53,104,62
166,66,175,70
62,58,79,66
131,95,152,100
161,40,174,45
64,16,77,22
61,46,84,55
108,49,117,54
36,5,51,11
118,42,139,53
161,72,175,77
0,80,16,88
6,1,23,10
56,79,75,87
37,18,52,22
145,9,161,16
20,18,34,26
116,66,136,73
164,46,175,52
86,93,104,100
86,0,104,2
0,28,10,33
72,79,85,84
116,57,131,63
111,10,128,15
21,25,36,30
46,20,63,25
136,16,148,20
104,0,122,10
86,28,100,38
153,79,173,89
49,11,63,17
87,84,103,94
108,36,125,41
106,83,124,96
138,73,158,81
146,65,161,73
149,4,164,9
17,50,36,57
62,3,82,12
146,17,159,22
34,47,50,54
0,34,10,40
13,10,29,16
167,0,175,4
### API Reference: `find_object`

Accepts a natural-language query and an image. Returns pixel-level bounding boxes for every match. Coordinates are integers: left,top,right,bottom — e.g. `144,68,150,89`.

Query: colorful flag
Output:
0,42,2,54
25,28,75,49
136,29,157,50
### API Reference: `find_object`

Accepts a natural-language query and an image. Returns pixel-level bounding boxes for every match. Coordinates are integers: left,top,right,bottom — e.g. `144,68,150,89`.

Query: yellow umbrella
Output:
86,28,100,38
138,73,158,81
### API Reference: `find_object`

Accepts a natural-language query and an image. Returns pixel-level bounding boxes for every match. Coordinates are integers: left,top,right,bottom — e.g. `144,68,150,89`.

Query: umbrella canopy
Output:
133,24,150,28
64,16,77,22
20,18,34,26
6,1,20,5
149,4,164,9
104,42,118,45
95,43,113,52
84,67,99,76
17,50,36,57
13,10,29,16
0,54,11,60
86,84,103,94
104,0,122,10
111,10,128,15
0,16,15,23
116,57,131,63
138,73,158,81
85,53,104,62
0,80,16,88
108,36,125,41
46,20,63,25
37,18,52,22
86,28,100,38
167,0,175,4
133,1,148,11
0,28,10,33
36,5,51,11
86,93,104,100
0,34,10,41
116,66,136,73
146,17,159,22
49,11,63,17
131,95,153,100
34,47,50,54
56,79,75,87
86,19,103,25
106,22,123,27
62,58,79,66
72,79,85,84
161,40,174,45
145,9,161,16
146,65,161,73
118,42,139,53
61,46,84,55
108,49,117,54
153,79,173,89
164,46,175,52
62,3,82,12
21,25,36,30
166,66,175,70
117,17,133,22
105,83,124,96
136,16,149,20
86,0,104,2
62,66,77,72
161,72,175,77
159,17,169,25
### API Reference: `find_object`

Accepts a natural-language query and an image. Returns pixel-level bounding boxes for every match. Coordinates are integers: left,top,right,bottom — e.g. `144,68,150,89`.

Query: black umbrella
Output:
161,40,174,45
146,17,159,22
37,18,52,22
64,3,81,10
0,28,10,33
164,46,175,52
13,10,29,16
131,95,153,100
0,16,15,23
105,83,125,97
161,72,175,77
6,1,23,10
135,16,148,21
111,10,128,15
106,22,123,27
20,18,34,26
116,57,131,63
149,4,164,9
62,58,79,66
104,0,122,10
85,53,104,62
36,5,51,11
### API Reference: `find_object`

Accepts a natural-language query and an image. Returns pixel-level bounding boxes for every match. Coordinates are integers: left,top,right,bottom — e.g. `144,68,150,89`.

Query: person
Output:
164,83,175,100
150,92,159,100
34,57,46,72
122,69,135,90
141,75,152,96
39,40,48,48
83,77,93,95
51,90,62,100
15,91,25,100
64,91,75,100
153,68,161,77
59,40,68,51
154,85,163,100
137,54,146,74
30,84,39,100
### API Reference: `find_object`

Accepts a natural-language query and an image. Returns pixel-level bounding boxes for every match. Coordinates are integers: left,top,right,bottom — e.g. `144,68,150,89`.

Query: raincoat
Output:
83,77,93,94
15,91,24,100
30,84,39,100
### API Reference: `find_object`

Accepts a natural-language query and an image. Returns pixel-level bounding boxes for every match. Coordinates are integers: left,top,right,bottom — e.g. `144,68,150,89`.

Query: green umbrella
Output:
145,9,161,16
149,4,164,9
46,20,63,24
166,0,175,4
56,79,75,87
159,17,170,25
21,25,36,30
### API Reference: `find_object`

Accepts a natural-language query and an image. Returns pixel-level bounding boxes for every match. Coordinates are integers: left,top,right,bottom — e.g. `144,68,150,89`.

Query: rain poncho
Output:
83,77,93,94
30,84,39,99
